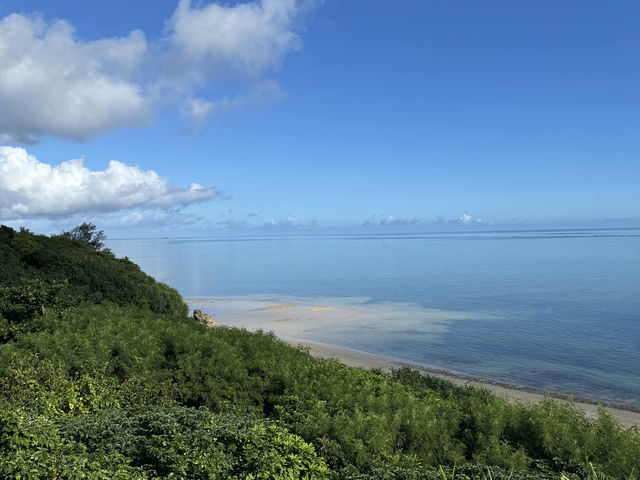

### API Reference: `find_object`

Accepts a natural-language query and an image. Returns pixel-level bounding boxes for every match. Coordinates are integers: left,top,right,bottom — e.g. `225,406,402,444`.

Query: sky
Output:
0,0,638,237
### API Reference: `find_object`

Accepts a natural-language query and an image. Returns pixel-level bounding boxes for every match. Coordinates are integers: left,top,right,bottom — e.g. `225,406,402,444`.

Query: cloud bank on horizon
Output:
0,0,302,144
361,214,490,229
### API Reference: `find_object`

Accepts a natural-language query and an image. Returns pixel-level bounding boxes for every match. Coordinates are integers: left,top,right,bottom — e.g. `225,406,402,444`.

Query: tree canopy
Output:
60,222,107,250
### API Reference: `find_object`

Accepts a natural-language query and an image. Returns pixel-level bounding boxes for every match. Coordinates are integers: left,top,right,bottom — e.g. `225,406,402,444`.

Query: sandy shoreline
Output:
186,297,640,429
283,338,640,429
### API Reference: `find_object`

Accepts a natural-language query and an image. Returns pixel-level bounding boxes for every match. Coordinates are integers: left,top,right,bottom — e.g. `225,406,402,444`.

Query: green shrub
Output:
0,406,329,479
0,224,187,321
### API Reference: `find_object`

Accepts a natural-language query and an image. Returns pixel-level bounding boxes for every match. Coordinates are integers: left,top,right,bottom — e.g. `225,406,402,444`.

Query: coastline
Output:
282,338,640,429
186,297,640,429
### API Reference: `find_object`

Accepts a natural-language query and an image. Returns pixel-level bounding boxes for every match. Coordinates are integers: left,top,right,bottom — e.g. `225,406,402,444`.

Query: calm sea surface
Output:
107,229,640,408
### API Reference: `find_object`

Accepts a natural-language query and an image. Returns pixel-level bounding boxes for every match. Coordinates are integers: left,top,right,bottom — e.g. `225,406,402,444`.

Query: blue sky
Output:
0,0,638,236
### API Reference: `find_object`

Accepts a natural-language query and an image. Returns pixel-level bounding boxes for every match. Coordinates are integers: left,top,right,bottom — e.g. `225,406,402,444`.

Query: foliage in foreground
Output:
1,302,638,479
1,226,639,479
0,407,328,479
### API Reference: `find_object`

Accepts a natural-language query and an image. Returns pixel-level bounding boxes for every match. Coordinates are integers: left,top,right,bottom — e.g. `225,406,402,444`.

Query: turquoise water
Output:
107,228,640,408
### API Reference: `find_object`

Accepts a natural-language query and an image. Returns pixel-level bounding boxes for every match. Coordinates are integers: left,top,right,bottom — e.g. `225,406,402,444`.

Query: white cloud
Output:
459,212,489,224
459,213,473,224
0,14,152,143
105,209,203,228
363,215,421,227
181,80,285,129
168,0,300,78
263,216,317,228
0,146,217,219
212,214,315,230
380,215,420,226
0,0,305,143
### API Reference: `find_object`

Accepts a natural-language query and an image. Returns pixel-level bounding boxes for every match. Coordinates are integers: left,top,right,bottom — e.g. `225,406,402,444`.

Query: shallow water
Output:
107,228,640,407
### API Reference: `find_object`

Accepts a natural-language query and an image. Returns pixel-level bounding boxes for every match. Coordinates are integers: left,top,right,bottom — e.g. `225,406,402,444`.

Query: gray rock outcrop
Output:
193,309,216,325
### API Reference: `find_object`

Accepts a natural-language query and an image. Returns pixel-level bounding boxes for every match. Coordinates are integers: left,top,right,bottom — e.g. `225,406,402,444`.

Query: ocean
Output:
107,228,640,408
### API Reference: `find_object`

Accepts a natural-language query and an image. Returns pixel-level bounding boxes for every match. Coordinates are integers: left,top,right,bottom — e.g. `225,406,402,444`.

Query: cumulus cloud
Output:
0,0,305,143
0,14,152,143
0,146,217,219
167,0,300,78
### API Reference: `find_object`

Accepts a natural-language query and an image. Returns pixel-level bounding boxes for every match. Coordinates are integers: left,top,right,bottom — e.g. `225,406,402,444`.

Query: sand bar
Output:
186,296,640,429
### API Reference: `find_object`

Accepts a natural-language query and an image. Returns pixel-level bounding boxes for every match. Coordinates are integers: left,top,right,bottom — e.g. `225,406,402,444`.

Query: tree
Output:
61,223,106,251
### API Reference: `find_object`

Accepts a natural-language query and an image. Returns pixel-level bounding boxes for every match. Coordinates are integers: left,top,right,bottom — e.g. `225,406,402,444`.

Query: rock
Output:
193,309,216,325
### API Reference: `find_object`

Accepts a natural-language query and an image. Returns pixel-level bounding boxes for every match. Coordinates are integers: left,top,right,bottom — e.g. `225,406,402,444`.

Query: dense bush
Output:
1,226,639,479
0,225,187,322
0,407,328,479
1,303,638,479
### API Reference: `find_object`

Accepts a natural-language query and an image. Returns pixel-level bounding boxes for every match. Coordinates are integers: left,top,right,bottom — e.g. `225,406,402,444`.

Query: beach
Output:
187,297,640,429
286,339,640,429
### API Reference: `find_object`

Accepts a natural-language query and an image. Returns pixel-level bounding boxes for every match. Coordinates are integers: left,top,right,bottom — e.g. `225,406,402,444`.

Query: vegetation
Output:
60,222,108,251
1,225,639,479
0,224,186,326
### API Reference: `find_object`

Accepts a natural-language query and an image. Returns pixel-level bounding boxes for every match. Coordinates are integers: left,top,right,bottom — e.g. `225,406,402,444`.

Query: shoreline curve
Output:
185,297,640,429
281,337,640,429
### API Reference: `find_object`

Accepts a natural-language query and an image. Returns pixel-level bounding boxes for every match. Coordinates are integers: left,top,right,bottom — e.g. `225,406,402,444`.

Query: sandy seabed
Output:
186,296,640,428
